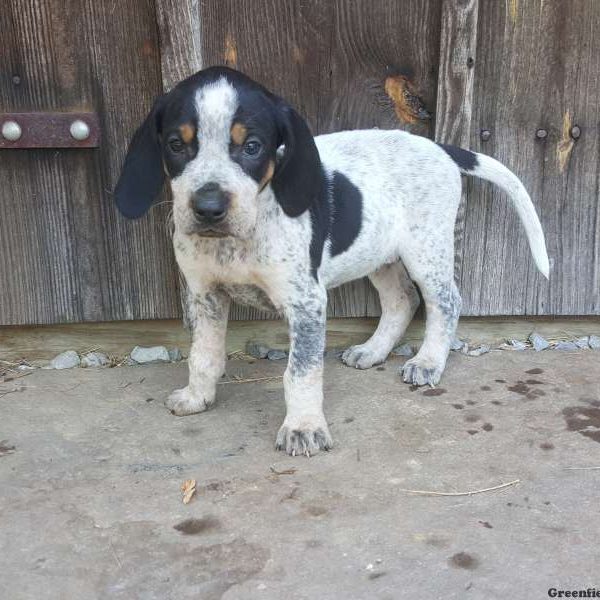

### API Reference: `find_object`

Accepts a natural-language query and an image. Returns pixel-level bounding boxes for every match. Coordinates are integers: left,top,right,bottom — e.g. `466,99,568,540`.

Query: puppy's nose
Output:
191,183,230,223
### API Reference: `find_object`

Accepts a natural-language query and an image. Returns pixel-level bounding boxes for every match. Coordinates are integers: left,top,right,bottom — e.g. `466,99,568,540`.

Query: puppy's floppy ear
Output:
114,95,166,219
271,103,323,217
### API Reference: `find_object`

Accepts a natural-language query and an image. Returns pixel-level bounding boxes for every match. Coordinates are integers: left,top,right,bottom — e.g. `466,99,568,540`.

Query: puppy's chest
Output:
220,283,279,314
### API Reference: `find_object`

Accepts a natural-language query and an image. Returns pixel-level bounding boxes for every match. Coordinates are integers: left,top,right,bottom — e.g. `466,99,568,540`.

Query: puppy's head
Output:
115,67,322,239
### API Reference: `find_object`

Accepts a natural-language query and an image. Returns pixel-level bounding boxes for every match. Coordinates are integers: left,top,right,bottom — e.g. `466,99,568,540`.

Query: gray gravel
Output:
49,350,80,370
130,346,170,364
529,332,550,351
81,351,110,368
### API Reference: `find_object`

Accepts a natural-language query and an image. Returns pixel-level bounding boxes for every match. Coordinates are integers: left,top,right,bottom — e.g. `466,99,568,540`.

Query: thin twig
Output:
218,375,283,385
399,479,520,497
270,466,297,476
563,466,600,471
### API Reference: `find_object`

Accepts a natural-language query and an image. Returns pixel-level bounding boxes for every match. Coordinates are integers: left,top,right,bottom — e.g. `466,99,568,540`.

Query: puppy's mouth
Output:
196,229,229,238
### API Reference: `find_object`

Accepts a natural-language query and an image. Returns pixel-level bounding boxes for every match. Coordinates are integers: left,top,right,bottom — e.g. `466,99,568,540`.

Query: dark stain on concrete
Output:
480,385,492,391
526,368,544,375
181,427,203,437
491,400,502,406
539,442,554,450
495,378,507,383
526,379,545,385
449,552,479,570
422,388,447,397
305,505,329,517
478,521,493,529
145,397,154,402
376,366,385,371
465,414,481,423
466,400,476,406
174,516,221,535
563,406,600,443
452,403,464,410
507,381,546,400
368,571,387,580
344,416,355,423
0,441,16,457
467,429,479,435
482,423,494,432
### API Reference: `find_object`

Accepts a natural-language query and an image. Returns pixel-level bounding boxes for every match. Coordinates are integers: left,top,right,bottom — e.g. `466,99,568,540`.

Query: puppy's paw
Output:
341,344,387,369
402,357,443,387
165,386,214,416
275,416,333,457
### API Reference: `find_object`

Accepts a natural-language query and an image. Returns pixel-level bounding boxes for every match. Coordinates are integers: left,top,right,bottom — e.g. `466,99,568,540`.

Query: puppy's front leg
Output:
276,286,333,456
166,288,230,416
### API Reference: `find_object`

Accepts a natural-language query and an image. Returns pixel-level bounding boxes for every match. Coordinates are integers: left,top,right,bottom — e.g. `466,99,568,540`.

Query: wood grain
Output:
0,0,180,325
434,0,479,286
459,0,600,315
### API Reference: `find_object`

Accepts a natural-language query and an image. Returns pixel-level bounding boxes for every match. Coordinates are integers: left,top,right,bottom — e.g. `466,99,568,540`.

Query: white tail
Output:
463,153,550,278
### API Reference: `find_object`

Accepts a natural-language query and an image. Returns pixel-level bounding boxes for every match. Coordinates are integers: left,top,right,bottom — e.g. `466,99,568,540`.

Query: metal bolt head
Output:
2,120,22,141
480,129,491,142
570,125,581,140
70,119,90,141
536,128,548,139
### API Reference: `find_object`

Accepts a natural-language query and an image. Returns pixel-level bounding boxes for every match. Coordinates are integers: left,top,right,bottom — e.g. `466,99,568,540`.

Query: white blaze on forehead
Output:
194,77,239,143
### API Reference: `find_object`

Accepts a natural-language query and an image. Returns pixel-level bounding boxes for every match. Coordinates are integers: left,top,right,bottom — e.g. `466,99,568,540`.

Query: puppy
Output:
115,67,549,456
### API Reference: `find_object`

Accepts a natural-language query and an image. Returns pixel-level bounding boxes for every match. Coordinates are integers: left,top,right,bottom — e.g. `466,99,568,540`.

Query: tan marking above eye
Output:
259,160,275,190
179,123,196,144
230,122,248,146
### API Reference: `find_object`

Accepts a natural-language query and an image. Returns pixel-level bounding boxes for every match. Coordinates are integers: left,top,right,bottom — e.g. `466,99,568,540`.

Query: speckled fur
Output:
117,69,549,456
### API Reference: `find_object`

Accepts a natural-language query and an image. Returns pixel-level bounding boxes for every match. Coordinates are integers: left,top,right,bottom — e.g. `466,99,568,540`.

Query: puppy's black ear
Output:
271,103,322,217
114,95,166,219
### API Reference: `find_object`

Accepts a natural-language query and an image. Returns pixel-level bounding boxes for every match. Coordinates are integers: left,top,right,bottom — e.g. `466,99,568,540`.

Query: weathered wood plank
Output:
0,0,180,325
459,0,600,315
434,0,479,287
1,317,598,363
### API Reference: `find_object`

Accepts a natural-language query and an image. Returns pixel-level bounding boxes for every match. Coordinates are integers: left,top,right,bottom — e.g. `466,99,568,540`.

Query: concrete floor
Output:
1,350,599,599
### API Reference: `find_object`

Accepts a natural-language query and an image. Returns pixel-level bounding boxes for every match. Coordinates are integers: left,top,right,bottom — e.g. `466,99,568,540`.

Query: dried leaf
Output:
181,478,196,504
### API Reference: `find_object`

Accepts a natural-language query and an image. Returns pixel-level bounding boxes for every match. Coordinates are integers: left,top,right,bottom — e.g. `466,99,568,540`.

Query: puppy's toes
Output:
275,416,333,457
341,344,386,369
402,358,443,387
165,386,212,416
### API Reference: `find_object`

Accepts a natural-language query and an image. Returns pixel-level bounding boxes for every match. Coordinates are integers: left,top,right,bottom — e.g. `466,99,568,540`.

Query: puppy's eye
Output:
168,138,185,153
243,138,262,157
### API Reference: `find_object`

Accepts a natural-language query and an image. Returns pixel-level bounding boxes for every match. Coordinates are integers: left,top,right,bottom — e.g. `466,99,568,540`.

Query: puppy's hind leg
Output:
401,251,461,387
342,262,420,369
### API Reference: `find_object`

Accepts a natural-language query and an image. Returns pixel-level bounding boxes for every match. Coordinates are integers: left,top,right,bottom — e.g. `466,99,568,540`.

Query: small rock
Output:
391,344,414,357
450,338,466,351
130,346,170,364
50,350,80,370
267,349,287,361
589,335,600,349
508,339,528,351
17,364,36,371
81,351,110,368
529,332,550,352
574,336,590,349
554,341,578,351
245,341,270,359
168,347,183,362
467,345,490,357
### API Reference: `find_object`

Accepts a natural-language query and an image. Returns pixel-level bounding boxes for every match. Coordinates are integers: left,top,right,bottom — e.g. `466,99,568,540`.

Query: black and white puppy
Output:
115,67,549,456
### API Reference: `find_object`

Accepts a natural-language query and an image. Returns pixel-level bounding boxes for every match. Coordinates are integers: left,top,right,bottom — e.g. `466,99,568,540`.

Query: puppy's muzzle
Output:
191,183,230,226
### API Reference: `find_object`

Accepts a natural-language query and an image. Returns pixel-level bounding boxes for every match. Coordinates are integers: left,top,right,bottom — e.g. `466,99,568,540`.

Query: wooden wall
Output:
0,0,598,326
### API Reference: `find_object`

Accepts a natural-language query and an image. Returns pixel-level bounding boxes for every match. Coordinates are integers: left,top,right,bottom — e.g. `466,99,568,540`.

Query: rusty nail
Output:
570,125,581,140
480,129,491,142
536,129,548,139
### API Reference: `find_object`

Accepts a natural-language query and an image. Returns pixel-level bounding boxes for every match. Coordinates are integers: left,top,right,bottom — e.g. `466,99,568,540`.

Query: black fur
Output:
115,66,322,220
308,171,363,279
114,96,166,219
437,143,478,172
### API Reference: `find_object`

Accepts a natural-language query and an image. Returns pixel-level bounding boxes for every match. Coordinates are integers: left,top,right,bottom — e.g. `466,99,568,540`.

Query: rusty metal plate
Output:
0,112,100,149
